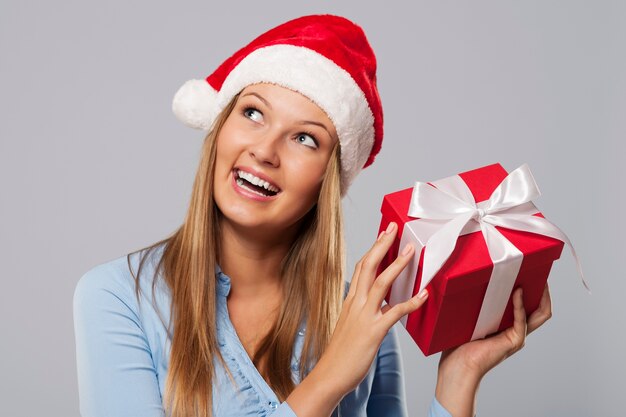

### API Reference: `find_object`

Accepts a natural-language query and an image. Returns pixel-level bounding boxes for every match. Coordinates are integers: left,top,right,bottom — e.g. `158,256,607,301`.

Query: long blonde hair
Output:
129,93,345,417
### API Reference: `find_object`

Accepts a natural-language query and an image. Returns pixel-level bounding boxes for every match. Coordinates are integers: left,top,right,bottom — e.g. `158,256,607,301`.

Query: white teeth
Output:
236,170,280,193
236,178,274,197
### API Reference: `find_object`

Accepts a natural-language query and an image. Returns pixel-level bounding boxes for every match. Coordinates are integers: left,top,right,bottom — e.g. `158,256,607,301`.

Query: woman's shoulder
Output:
73,244,167,314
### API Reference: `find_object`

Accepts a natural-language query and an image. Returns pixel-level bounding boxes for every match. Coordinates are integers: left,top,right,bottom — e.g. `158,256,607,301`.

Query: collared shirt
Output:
73,246,452,416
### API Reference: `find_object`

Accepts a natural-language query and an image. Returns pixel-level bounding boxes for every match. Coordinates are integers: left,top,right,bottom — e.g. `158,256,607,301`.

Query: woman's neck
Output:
218,219,297,300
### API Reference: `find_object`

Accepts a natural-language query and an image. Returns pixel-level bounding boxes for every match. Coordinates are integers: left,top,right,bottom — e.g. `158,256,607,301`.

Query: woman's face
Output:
213,83,339,236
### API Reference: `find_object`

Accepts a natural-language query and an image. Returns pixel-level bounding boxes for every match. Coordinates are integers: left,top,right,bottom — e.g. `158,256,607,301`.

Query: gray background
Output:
1,1,623,416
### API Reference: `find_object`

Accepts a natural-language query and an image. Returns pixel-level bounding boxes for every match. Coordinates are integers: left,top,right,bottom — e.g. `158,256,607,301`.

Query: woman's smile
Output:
231,167,281,201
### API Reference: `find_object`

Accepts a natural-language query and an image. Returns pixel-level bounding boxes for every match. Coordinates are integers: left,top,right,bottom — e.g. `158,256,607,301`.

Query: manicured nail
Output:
377,230,385,241
385,222,397,234
401,243,413,256
417,288,429,299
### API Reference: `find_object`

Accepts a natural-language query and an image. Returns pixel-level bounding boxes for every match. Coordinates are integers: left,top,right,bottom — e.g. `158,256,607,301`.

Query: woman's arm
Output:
73,264,165,417
285,222,429,416
367,325,451,417
366,325,408,416
434,284,553,417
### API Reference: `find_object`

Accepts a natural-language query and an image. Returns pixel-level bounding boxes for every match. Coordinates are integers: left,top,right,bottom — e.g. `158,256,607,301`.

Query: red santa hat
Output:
172,14,383,195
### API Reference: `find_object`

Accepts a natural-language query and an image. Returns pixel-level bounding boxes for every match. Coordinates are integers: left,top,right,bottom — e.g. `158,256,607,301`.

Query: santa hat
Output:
172,14,383,195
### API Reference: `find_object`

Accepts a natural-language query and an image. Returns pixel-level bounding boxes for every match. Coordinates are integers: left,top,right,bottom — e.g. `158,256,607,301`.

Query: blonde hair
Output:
129,93,345,417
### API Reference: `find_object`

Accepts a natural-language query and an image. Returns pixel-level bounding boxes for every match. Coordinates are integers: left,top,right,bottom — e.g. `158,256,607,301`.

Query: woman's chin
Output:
218,209,304,241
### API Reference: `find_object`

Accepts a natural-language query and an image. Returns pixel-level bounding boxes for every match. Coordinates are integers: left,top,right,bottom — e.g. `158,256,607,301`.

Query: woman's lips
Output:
231,170,280,202
234,166,281,192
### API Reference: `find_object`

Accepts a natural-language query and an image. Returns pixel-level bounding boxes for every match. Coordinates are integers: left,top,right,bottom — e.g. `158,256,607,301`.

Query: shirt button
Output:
269,401,278,410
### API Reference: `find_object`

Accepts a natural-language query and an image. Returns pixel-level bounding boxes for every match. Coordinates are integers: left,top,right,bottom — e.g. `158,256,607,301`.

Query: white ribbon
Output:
389,164,589,339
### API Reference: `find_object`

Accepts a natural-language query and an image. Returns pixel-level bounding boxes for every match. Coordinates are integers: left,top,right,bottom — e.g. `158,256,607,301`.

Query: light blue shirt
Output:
73,246,452,416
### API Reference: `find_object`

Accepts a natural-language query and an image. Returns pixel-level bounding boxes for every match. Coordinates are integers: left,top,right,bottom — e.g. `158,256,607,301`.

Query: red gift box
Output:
377,163,570,356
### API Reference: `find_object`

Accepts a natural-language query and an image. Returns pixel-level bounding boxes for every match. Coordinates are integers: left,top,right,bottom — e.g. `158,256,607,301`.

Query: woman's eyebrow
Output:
241,92,272,109
298,120,333,139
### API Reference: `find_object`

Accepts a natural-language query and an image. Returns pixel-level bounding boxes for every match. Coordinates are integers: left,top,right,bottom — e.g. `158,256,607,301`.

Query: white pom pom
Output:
172,79,219,130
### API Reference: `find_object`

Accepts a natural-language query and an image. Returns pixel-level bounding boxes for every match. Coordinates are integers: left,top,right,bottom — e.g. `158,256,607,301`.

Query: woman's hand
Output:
322,221,430,393
435,284,554,417
286,222,429,416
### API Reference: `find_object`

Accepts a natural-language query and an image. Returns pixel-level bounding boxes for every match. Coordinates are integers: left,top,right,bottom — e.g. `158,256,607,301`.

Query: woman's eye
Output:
243,108,263,123
296,133,318,149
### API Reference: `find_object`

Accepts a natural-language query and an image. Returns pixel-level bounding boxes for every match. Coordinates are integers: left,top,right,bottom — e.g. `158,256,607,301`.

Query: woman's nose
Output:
248,131,281,167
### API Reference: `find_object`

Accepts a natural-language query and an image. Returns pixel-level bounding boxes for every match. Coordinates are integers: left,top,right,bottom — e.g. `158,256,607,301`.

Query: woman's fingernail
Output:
401,243,413,256
385,222,396,234
417,288,429,299
377,230,385,241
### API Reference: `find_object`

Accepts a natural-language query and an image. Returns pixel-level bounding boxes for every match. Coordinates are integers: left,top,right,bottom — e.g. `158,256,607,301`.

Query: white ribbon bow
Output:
395,163,589,339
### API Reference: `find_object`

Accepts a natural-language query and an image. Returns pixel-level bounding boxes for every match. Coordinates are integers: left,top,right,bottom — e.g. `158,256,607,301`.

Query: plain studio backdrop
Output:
1,1,623,416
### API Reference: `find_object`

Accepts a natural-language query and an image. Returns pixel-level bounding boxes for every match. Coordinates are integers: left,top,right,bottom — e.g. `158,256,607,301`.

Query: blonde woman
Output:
73,15,552,417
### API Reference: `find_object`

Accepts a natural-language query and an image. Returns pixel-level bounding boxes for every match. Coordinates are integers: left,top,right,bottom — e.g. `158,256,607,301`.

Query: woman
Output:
73,14,552,417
